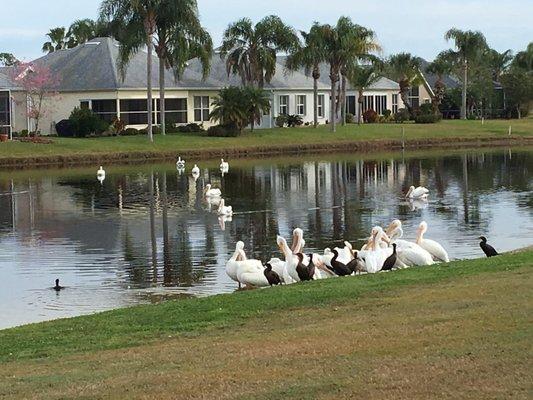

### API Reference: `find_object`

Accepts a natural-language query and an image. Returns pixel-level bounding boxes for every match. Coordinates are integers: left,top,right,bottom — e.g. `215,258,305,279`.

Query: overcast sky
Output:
1,0,531,62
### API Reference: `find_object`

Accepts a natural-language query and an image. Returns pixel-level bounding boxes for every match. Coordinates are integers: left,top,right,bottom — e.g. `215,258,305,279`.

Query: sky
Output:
0,0,532,62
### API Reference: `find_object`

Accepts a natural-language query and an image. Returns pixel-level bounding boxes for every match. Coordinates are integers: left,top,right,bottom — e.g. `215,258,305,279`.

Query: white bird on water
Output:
204,184,222,197
406,186,429,199
220,158,229,171
97,166,105,182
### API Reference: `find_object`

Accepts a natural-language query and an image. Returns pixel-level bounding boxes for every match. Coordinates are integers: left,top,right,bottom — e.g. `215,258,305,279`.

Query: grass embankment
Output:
1,251,532,399
1,119,532,168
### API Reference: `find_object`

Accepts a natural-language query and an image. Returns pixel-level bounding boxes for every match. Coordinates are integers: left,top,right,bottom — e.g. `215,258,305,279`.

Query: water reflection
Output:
0,148,531,329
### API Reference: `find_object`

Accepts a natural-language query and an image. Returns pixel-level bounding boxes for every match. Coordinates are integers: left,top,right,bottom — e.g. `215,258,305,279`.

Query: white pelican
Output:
291,228,305,254
358,227,392,273
217,198,233,216
97,166,105,179
406,186,429,199
176,156,185,169
416,221,449,262
310,253,336,279
385,219,434,267
277,235,301,282
220,158,229,171
204,184,222,197
191,164,200,176
225,242,262,289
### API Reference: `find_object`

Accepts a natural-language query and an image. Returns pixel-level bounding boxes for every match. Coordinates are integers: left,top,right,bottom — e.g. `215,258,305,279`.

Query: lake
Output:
0,147,531,329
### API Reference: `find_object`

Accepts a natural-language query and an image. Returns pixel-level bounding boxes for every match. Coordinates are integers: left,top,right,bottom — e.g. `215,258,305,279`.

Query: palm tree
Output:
285,23,327,128
427,51,454,112
320,17,380,132
347,62,383,124
209,86,248,130
444,28,488,119
513,42,533,71
244,86,271,130
386,52,423,116
154,0,212,136
487,48,513,82
42,27,68,53
101,0,160,142
220,16,298,88
67,19,98,47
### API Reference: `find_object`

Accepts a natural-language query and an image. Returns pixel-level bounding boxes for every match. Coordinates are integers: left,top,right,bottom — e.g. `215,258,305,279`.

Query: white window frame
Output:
296,95,306,116
279,95,289,115
392,94,398,114
375,95,387,115
194,96,210,122
317,94,324,118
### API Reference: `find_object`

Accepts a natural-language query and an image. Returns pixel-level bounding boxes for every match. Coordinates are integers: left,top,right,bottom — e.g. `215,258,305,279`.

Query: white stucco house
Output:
0,37,409,136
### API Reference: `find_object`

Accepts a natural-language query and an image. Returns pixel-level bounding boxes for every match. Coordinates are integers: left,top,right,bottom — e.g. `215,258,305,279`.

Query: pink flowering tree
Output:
11,63,60,134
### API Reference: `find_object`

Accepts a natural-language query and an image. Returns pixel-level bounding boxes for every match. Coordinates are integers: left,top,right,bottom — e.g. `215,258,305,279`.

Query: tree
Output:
513,42,533,71
487,48,513,82
100,0,161,142
320,17,380,132
66,19,98,47
42,27,68,53
427,51,454,112
386,52,423,116
153,0,212,136
286,23,327,128
0,53,18,66
500,68,533,118
209,86,249,130
11,63,60,134
221,16,298,88
346,62,383,124
444,28,488,119
243,86,271,130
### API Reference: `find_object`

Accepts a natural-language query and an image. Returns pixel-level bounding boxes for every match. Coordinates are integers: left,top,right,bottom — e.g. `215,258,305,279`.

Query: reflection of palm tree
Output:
149,170,158,283
161,171,172,285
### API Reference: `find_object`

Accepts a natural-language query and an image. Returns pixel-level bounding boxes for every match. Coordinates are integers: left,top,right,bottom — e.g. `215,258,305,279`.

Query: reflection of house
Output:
0,37,407,134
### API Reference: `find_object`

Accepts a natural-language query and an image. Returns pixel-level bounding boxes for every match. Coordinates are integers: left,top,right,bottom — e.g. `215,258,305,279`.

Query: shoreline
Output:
1,135,532,169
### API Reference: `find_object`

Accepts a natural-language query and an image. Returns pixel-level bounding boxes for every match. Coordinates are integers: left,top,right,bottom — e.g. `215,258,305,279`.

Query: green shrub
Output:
122,128,140,136
69,107,109,137
206,123,240,137
419,103,433,115
414,113,442,124
363,109,379,123
383,109,392,118
394,108,410,123
275,114,288,128
346,113,354,123
177,123,204,133
287,114,303,127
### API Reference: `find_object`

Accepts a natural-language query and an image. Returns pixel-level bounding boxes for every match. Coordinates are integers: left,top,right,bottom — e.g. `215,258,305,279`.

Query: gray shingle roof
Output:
419,58,461,89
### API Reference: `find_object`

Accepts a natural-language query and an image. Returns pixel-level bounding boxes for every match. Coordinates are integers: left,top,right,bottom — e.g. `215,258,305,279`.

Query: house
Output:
1,37,405,135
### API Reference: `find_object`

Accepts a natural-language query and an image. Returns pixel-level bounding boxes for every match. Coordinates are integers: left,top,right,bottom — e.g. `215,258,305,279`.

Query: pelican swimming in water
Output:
416,221,449,262
97,166,105,182
176,156,185,169
217,198,233,216
406,186,429,199
220,158,229,171
204,184,222,197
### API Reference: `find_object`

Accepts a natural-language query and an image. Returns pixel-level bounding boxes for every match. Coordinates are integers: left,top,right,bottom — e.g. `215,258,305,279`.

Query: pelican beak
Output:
290,232,298,253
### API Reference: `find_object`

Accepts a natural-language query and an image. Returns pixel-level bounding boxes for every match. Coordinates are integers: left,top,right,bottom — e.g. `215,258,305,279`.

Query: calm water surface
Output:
0,148,532,329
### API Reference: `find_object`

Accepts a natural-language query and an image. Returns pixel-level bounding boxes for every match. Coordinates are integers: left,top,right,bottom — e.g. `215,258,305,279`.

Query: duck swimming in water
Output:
53,279,64,291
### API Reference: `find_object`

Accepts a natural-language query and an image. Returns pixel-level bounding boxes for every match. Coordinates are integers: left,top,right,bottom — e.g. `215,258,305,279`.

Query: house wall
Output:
346,89,406,120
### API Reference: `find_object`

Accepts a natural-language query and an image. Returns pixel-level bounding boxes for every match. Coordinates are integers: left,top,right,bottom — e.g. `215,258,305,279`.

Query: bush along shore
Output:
1,119,532,169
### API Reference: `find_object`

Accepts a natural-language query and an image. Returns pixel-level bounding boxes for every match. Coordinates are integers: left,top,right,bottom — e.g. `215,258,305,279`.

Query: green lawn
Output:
0,250,531,399
1,119,532,164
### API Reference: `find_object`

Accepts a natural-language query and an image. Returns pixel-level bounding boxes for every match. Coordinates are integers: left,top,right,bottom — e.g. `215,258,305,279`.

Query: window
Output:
375,95,387,115
346,95,356,116
120,99,151,125
91,100,117,122
194,96,210,122
392,94,398,114
317,95,324,118
156,98,188,125
408,86,420,108
0,91,10,128
296,95,306,116
362,95,374,112
279,95,289,115
80,100,90,110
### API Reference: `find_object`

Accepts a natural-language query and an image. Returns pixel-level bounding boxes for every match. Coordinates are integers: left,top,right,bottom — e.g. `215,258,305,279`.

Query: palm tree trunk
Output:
146,31,154,142
330,78,336,133
340,74,347,126
461,61,467,120
358,89,364,125
159,55,166,136
313,76,318,128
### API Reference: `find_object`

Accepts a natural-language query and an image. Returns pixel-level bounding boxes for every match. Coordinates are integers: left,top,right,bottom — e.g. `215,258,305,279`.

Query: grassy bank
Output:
0,250,531,399
1,119,532,168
